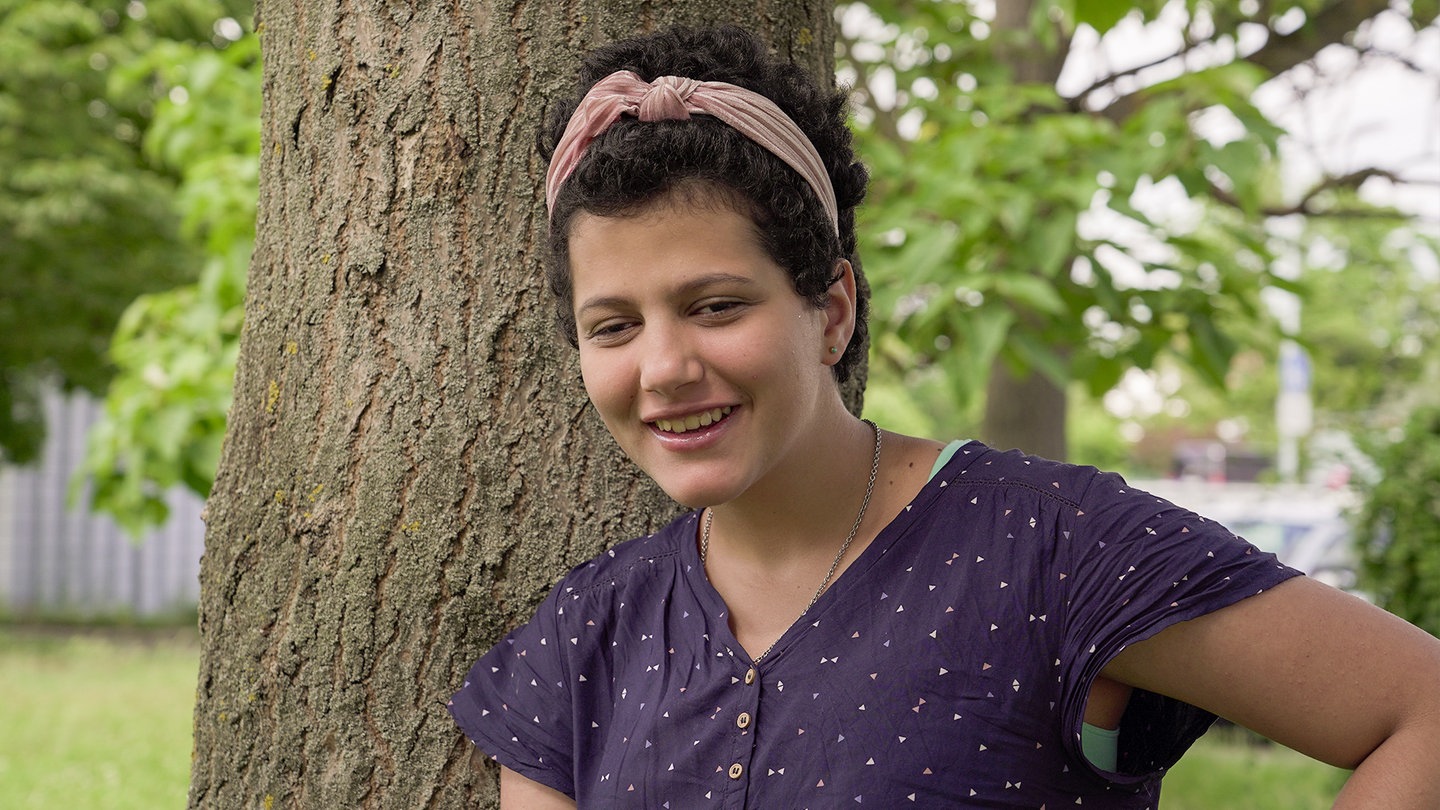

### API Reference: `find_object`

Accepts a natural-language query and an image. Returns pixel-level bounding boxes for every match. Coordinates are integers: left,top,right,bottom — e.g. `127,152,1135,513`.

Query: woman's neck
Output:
704,413,883,564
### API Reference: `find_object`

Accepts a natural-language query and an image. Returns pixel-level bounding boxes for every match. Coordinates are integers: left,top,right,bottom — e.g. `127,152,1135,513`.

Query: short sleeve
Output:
448,581,576,798
1057,470,1302,781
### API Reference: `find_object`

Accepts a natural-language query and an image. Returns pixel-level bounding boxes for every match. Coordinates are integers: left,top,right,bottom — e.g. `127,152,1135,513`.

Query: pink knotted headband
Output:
544,70,839,235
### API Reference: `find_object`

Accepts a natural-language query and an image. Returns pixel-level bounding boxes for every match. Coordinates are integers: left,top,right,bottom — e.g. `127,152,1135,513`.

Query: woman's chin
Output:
657,483,726,511
647,471,740,511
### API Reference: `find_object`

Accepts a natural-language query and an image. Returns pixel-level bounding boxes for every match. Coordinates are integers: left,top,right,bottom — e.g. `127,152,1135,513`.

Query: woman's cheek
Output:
580,359,634,422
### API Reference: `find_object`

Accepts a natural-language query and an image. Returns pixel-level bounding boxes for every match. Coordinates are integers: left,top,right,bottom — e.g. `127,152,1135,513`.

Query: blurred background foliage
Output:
1,0,1437,627
1,0,208,462
81,14,257,532
0,0,255,531
1354,404,1440,637
842,0,1440,459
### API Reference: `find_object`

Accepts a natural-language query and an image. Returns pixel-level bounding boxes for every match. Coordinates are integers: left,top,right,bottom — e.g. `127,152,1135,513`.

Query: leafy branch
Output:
1207,167,1432,219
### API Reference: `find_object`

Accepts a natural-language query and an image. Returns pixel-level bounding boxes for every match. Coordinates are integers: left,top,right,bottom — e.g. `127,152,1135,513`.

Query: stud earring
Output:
829,346,839,354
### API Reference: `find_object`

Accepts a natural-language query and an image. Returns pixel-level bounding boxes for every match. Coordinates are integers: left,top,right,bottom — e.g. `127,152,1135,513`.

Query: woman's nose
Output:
638,330,703,395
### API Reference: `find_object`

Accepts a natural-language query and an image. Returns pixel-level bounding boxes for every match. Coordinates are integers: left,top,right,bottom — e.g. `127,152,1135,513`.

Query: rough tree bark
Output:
189,2,842,808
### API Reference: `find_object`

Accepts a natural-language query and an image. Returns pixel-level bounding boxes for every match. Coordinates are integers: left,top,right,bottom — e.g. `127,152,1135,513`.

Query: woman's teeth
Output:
654,406,733,434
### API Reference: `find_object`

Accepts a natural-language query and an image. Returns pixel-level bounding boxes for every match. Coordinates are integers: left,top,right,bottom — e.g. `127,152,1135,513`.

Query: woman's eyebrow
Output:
576,273,759,316
575,294,631,318
673,272,759,296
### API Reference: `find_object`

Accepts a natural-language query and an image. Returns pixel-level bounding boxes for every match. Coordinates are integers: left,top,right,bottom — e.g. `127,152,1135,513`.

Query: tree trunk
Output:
982,361,1068,461
189,3,841,808
980,0,1071,461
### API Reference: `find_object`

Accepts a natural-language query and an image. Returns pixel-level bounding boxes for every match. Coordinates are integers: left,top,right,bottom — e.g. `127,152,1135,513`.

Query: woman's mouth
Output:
652,406,733,434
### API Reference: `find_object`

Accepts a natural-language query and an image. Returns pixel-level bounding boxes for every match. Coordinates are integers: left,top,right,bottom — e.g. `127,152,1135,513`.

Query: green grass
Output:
1165,725,1350,809
0,626,1350,809
0,626,198,810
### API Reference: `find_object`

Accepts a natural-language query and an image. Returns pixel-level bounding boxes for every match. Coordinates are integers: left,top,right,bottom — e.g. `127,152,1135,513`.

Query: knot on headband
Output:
637,76,700,121
545,70,839,235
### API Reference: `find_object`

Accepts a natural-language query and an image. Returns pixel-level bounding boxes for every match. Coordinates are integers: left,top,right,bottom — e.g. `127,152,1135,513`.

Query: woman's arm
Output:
500,766,577,810
1103,575,1440,807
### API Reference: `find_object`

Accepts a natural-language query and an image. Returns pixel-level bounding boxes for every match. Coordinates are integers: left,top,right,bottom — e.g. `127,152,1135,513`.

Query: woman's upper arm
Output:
1102,575,1440,769
500,766,576,810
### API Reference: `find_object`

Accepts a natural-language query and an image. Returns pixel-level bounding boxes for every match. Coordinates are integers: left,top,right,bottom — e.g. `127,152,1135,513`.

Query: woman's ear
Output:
821,259,858,366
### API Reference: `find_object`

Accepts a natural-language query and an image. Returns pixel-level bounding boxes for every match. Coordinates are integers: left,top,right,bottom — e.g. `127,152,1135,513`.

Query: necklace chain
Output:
699,418,882,666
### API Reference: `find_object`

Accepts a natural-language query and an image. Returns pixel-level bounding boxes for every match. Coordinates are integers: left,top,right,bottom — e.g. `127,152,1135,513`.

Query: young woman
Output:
449,25,1440,808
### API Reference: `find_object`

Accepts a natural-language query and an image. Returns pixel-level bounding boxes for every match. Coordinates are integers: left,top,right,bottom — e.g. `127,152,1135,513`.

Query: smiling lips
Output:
652,406,734,434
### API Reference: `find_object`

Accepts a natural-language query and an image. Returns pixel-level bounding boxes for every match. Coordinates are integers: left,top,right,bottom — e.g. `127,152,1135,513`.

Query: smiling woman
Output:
569,198,856,512
447,24,1440,810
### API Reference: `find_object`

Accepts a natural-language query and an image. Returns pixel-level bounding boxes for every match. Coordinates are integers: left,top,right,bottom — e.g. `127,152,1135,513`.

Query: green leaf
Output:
1082,354,1129,398
1186,311,1235,388
956,307,1015,380
1005,329,1071,389
1073,0,1134,33
1026,208,1080,278
894,223,963,284
994,273,1068,316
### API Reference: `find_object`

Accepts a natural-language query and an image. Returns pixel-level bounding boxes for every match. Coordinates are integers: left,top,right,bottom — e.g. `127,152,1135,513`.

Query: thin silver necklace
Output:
699,418,882,666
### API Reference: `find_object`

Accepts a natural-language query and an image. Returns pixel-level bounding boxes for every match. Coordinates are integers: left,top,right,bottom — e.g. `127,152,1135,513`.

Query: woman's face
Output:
569,198,851,508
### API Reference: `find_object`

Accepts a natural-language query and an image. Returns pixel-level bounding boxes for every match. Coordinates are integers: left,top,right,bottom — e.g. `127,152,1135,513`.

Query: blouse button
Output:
736,711,752,729
744,668,757,685
728,763,744,779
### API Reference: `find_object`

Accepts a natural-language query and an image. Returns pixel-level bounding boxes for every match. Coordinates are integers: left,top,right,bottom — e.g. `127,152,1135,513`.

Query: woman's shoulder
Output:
938,442,1112,506
942,443,1222,536
547,508,700,600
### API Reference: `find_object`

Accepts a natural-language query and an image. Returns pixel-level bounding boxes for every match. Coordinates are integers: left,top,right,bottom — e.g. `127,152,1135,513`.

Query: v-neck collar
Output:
680,441,989,670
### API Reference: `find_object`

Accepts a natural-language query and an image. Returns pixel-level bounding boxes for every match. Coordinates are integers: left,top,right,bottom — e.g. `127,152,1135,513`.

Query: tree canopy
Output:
81,19,258,532
844,0,1439,458
29,0,1438,533
0,0,252,465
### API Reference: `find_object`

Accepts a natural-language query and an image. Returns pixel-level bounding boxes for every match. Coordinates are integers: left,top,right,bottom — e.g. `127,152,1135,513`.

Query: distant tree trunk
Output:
983,362,1068,460
980,0,1071,460
188,3,841,808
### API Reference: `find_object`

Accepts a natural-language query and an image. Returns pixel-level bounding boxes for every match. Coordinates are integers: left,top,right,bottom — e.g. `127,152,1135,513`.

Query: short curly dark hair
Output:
541,24,870,383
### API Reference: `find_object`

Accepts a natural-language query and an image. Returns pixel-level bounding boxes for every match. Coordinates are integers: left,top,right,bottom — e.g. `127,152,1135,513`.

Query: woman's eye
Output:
695,300,743,317
586,320,635,341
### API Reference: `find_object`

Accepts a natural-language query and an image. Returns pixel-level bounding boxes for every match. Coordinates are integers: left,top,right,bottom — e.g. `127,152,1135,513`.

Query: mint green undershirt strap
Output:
927,439,970,481
1081,723,1119,772
925,438,1121,773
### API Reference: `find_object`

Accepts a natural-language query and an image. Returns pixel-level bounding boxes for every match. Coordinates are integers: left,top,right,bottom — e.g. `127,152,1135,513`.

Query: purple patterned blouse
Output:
449,443,1301,808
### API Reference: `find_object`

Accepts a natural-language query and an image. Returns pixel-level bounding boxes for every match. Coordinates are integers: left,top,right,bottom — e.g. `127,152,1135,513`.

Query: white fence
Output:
0,391,205,618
